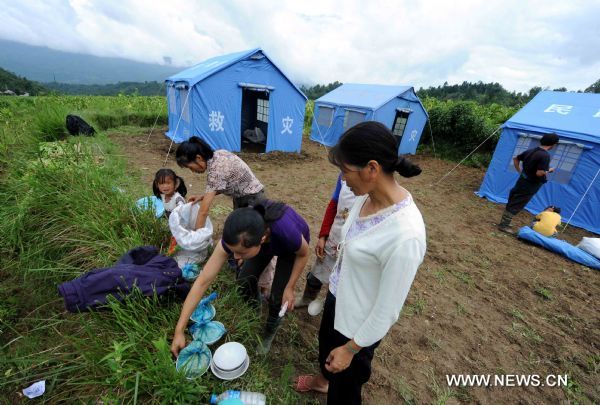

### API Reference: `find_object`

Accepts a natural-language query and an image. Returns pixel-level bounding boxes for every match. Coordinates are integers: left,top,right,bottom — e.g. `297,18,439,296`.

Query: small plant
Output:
395,377,416,405
563,375,583,404
535,286,552,300
454,271,474,286
585,354,599,374
434,270,446,283
404,296,426,316
509,308,524,320
511,322,543,344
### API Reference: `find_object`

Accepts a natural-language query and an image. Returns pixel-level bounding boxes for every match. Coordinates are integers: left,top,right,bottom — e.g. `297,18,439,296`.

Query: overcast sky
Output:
1,0,599,92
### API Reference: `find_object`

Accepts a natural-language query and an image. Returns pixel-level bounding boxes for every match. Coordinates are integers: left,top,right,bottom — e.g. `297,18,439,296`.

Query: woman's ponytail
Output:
395,157,422,178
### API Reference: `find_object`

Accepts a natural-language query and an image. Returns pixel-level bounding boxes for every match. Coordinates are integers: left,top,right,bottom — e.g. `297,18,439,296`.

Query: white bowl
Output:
210,355,250,380
212,342,247,371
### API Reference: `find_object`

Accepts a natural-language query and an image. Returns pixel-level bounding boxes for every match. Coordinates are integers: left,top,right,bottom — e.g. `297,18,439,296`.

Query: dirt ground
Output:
110,128,599,404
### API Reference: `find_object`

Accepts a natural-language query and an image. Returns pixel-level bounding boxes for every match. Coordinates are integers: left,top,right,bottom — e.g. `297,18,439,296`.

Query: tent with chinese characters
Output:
477,91,600,234
309,84,428,154
165,48,307,153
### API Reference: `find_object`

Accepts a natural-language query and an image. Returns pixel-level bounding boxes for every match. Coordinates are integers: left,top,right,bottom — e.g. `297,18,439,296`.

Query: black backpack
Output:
66,115,96,136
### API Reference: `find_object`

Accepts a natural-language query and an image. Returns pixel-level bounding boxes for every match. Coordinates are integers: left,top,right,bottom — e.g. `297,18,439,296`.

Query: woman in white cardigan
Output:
295,121,426,404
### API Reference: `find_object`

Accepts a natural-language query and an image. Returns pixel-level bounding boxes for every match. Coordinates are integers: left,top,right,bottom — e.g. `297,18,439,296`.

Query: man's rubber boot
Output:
498,210,515,234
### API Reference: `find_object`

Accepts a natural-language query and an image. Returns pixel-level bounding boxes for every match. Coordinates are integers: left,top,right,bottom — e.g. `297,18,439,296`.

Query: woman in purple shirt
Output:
171,201,310,356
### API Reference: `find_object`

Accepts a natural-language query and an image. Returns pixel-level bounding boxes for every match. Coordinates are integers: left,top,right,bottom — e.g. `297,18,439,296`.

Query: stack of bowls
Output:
210,342,250,380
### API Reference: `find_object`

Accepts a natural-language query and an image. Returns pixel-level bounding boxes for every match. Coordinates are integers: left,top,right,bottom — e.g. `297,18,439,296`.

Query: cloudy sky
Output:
1,0,599,91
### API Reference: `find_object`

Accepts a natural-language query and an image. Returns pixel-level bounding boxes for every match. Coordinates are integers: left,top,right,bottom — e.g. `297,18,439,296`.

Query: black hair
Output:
152,168,187,198
540,133,559,146
176,136,214,167
222,200,287,248
545,205,561,214
328,121,422,177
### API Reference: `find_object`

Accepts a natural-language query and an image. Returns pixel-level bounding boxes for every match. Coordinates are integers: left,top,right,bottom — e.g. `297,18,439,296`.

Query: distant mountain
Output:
0,39,185,84
0,67,48,95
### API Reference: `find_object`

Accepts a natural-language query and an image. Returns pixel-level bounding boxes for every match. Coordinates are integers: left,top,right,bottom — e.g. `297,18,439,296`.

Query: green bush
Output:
421,97,518,164
303,100,314,136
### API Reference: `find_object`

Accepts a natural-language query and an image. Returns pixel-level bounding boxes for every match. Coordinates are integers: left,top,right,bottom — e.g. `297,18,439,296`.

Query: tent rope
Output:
560,167,600,233
164,89,191,165
145,81,166,143
307,101,330,157
433,126,500,186
427,119,436,158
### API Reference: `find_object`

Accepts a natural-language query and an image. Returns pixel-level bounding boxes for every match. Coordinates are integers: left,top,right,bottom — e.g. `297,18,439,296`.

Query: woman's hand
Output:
187,194,204,203
324,344,355,373
282,286,296,311
315,236,327,260
170,330,187,358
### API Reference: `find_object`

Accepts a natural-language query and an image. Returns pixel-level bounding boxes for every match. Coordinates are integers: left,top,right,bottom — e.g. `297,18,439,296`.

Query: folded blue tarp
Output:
517,226,600,270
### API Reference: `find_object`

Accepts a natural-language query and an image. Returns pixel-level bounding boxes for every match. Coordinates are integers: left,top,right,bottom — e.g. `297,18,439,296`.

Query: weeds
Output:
535,286,553,300
404,296,426,316
509,308,525,320
510,322,543,344
453,271,474,286
395,377,416,405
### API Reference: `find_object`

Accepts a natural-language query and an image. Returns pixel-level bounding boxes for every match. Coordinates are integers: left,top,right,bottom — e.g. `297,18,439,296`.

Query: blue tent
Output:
165,48,306,153
309,84,428,154
478,91,600,234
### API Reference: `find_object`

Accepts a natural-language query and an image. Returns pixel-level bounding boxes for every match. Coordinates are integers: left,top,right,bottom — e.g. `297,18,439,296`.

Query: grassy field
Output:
0,96,306,404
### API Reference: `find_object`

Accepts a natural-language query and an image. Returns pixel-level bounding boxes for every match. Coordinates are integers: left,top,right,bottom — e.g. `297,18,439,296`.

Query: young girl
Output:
533,205,561,236
295,121,426,404
171,201,310,356
152,169,187,217
295,174,355,314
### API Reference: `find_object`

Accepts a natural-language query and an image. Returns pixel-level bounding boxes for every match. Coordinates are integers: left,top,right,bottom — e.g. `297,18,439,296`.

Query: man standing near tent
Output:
498,133,559,233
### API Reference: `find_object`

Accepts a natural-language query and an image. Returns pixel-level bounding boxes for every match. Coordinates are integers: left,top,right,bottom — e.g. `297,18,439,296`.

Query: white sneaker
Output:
307,299,325,316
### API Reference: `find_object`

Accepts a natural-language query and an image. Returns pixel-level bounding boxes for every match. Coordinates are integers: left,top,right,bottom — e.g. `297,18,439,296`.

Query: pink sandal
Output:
294,375,328,394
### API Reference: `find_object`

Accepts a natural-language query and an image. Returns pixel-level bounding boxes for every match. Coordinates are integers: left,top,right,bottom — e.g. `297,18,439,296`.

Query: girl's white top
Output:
162,192,186,212
331,193,426,347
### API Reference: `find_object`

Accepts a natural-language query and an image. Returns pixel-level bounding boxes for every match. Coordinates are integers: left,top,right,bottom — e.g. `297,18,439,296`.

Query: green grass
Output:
534,286,553,300
0,96,305,403
509,308,525,321
510,322,543,344
403,296,426,316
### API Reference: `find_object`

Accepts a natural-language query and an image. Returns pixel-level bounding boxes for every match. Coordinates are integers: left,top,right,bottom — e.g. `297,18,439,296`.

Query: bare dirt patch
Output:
110,128,599,404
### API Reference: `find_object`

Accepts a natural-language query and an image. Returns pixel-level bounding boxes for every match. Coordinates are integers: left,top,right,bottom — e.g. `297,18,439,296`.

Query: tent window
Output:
392,111,410,137
509,135,583,184
508,136,539,172
257,98,269,123
168,87,177,114
343,110,366,129
179,88,190,123
317,106,334,127
549,143,583,184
